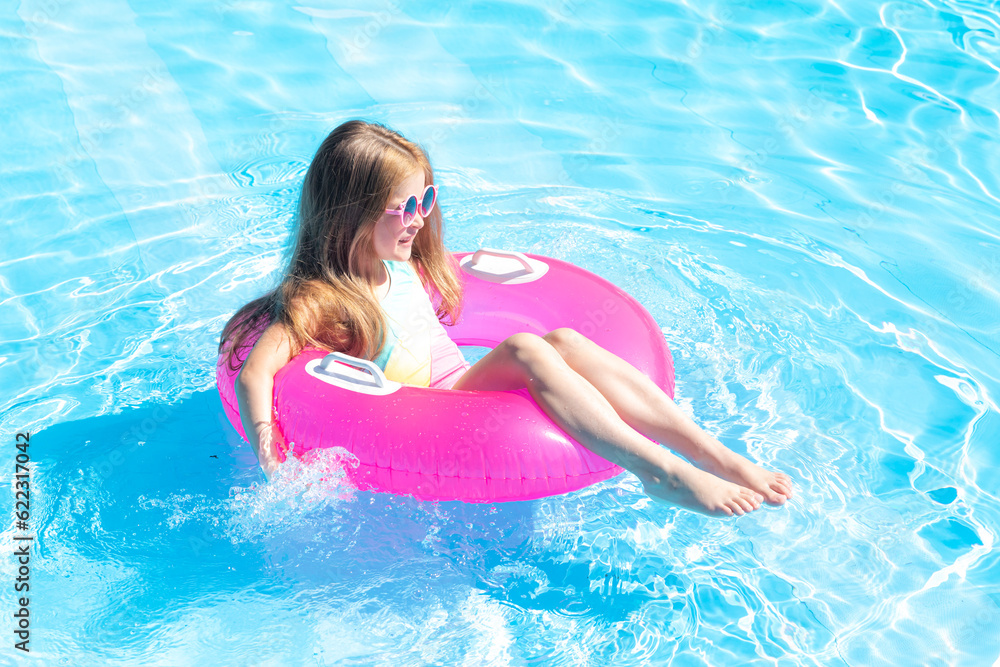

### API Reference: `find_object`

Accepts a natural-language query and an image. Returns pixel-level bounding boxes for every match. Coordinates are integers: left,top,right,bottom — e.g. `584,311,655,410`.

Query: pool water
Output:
3,0,999,664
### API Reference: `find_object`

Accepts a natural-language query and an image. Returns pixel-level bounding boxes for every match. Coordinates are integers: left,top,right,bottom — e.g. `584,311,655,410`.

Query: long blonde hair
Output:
219,120,464,370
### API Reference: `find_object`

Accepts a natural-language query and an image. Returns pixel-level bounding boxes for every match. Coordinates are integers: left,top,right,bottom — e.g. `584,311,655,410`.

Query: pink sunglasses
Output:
385,184,437,227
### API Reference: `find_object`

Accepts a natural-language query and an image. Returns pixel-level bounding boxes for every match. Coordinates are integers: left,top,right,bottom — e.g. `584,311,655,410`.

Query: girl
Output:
219,120,793,517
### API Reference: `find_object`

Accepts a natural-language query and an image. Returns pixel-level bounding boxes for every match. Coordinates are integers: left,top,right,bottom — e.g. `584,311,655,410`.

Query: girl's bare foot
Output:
635,453,764,517
694,441,793,506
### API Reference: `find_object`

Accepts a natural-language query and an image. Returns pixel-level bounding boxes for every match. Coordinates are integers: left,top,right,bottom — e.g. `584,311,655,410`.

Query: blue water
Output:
3,0,999,664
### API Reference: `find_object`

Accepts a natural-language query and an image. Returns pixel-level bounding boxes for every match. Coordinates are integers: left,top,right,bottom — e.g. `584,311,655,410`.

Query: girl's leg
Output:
451,333,764,517
542,328,793,505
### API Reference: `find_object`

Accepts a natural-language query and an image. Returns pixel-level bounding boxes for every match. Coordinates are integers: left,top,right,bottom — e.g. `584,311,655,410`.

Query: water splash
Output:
225,447,360,541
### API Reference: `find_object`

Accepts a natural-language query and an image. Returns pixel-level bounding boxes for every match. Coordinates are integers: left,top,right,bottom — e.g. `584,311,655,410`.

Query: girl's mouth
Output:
399,236,414,244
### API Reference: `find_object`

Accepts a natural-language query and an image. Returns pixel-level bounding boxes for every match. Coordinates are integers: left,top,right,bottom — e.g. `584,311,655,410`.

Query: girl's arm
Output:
235,322,295,480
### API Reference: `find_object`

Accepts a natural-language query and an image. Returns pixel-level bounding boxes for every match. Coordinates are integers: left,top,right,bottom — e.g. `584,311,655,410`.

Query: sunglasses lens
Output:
419,186,436,215
402,195,418,225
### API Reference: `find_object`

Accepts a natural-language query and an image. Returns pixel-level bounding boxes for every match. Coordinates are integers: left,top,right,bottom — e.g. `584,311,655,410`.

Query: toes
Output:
762,486,787,505
734,492,759,514
760,473,793,503
772,479,793,499
766,494,786,506
741,489,763,508
775,475,794,495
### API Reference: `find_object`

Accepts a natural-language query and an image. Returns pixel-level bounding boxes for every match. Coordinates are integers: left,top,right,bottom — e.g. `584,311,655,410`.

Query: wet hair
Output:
219,120,464,370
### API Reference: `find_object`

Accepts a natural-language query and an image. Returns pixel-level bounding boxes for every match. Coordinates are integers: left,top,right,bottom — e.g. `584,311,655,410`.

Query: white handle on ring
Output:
316,352,386,388
469,248,535,274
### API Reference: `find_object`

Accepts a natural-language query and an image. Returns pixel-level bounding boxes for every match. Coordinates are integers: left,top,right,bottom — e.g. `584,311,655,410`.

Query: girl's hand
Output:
254,421,287,482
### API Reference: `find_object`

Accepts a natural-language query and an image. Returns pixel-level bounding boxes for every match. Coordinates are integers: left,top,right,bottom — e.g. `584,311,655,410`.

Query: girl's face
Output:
372,170,427,263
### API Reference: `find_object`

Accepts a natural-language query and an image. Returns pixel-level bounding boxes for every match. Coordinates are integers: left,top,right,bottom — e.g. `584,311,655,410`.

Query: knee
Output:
501,332,558,368
543,327,586,355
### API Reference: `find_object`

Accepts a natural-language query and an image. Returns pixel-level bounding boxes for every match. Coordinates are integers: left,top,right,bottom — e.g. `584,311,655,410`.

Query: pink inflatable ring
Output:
216,249,675,503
